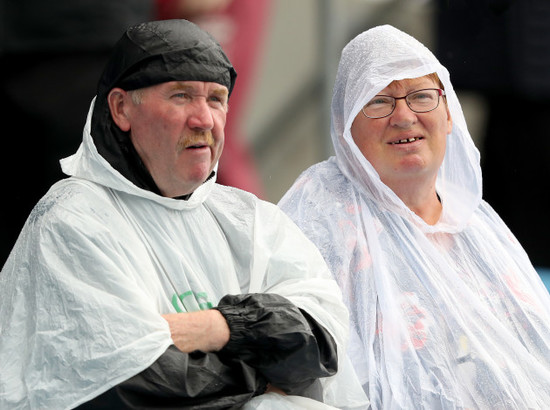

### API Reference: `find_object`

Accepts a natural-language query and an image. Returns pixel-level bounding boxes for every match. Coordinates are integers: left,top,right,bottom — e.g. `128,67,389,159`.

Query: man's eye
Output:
209,96,225,104
208,97,227,109
173,92,191,100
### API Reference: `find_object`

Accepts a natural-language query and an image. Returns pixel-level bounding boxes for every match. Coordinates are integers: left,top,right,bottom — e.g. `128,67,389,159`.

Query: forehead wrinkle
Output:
168,81,228,96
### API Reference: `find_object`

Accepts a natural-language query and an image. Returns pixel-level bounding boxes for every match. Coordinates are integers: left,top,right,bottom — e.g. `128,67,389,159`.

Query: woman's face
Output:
350,75,452,188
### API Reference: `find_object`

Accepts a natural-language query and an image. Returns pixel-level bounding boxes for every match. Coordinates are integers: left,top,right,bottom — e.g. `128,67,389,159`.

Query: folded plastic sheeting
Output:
0,100,368,409
280,25,550,409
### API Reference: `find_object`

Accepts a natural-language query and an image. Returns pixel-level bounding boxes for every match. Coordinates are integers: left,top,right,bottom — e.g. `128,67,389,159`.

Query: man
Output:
0,20,367,409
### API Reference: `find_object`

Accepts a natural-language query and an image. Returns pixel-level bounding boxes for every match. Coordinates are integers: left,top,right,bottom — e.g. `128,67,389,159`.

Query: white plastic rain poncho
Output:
279,25,550,409
0,98,368,409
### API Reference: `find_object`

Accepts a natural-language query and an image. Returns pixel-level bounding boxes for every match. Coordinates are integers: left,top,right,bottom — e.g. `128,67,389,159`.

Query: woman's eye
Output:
410,92,433,101
367,97,392,107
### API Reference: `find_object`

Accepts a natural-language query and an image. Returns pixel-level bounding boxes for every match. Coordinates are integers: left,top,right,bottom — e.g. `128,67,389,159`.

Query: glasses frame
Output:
361,88,446,119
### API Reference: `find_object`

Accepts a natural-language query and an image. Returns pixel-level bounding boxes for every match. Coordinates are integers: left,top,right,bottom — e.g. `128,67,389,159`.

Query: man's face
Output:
120,81,228,197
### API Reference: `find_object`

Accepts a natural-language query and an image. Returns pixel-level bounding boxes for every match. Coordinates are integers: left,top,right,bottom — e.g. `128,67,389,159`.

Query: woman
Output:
279,25,550,408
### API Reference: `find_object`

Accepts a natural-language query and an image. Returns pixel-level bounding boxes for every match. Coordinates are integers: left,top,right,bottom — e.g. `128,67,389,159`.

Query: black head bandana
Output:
90,19,237,195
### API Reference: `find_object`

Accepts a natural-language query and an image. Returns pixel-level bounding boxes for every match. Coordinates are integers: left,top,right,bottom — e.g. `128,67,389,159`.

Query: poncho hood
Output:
332,25,481,233
89,19,237,195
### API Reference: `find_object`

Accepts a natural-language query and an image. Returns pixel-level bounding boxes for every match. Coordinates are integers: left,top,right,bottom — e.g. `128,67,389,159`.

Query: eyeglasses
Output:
361,88,446,119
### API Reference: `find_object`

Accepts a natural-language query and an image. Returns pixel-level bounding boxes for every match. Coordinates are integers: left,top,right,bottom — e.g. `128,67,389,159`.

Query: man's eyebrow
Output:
169,83,194,93
211,88,229,99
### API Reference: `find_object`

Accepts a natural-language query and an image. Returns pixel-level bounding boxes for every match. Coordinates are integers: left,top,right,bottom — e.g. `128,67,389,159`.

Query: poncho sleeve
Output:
0,181,178,409
216,293,337,395
77,293,337,408
76,346,268,409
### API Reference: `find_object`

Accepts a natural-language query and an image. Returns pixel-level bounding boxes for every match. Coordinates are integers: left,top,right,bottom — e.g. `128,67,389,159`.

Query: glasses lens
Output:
363,96,394,118
407,89,439,113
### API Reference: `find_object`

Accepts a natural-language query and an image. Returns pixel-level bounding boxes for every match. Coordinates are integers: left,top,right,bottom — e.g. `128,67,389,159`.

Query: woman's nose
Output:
389,99,417,128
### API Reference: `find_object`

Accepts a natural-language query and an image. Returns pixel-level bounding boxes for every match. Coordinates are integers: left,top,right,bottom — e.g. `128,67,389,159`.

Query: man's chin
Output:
181,171,215,195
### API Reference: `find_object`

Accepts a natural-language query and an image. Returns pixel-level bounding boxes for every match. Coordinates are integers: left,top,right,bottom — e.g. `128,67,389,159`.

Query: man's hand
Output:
265,384,287,395
162,310,230,353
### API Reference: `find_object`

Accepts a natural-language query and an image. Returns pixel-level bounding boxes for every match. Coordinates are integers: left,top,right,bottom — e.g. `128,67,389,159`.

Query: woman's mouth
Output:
389,137,423,145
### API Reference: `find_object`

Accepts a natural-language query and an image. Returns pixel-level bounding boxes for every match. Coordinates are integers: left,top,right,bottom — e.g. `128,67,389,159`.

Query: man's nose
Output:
188,98,214,130
389,99,417,128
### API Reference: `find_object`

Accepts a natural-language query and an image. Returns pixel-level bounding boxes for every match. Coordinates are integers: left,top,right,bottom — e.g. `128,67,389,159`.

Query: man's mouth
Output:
389,137,423,145
179,131,215,151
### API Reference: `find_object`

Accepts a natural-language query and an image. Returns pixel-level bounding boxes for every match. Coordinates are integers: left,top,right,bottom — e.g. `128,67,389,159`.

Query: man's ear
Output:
108,88,131,132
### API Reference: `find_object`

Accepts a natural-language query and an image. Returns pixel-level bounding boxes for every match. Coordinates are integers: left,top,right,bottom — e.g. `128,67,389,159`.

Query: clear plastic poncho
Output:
279,25,550,409
0,100,367,410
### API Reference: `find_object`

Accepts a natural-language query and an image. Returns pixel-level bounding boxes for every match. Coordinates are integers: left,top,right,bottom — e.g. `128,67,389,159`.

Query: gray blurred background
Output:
2,0,549,277
247,0,440,202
